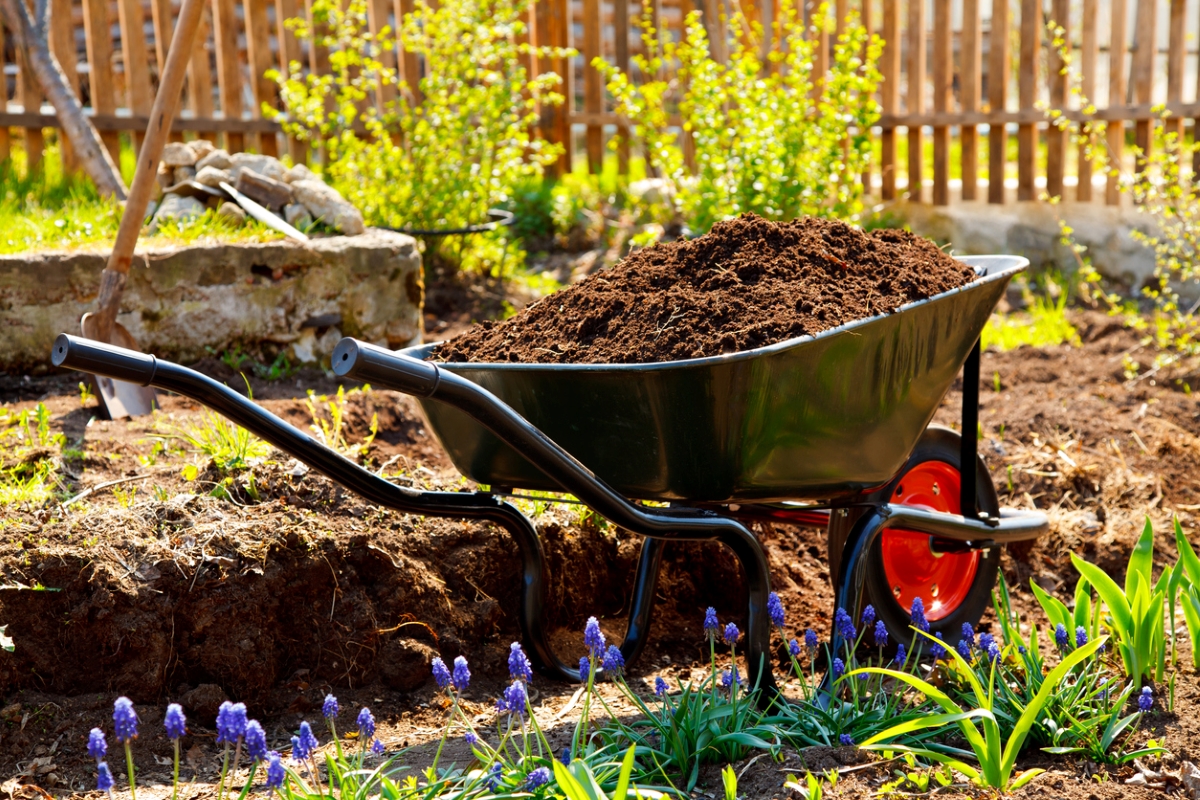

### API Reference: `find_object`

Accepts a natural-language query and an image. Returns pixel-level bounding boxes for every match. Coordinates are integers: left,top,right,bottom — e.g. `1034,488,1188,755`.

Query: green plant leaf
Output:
553,758,594,800
1072,554,1133,638
1176,516,1200,586
1126,516,1155,598
614,745,636,800
1031,580,1072,633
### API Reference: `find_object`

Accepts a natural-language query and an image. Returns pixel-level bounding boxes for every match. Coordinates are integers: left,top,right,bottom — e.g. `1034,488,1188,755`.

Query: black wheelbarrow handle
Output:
52,334,779,702
332,337,778,697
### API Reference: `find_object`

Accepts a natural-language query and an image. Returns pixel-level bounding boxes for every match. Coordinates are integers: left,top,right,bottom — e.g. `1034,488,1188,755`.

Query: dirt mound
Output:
434,214,976,364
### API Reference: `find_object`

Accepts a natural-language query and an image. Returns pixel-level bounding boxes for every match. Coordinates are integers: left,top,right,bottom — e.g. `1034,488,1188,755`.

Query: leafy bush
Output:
596,2,881,234
271,0,570,277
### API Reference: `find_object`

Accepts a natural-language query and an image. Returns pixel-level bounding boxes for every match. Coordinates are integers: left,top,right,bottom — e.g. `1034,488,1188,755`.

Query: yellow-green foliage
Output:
982,290,1080,352
166,407,271,475
305,385,377,462
270,0,570,276
0,403,65,506
596,2,881,233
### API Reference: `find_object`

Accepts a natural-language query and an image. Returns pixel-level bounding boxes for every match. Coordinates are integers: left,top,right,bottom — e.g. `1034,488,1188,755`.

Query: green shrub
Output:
271,0,571,277
596,2,881,234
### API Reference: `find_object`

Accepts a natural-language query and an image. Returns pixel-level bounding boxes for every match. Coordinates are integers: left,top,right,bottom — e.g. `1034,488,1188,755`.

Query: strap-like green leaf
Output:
1008,768,1046,790
1176,517,1200,586
1073,578,1092,633
553,758,594,800
1071,555,1132,633
860,709,995,747
614,744,636,800
1126,516,1155,598
1030,580,1072,633
1000,637,1106,784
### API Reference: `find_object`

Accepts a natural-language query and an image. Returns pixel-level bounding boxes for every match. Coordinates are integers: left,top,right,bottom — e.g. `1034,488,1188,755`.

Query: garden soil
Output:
434,215,977,364
1,311,1199,798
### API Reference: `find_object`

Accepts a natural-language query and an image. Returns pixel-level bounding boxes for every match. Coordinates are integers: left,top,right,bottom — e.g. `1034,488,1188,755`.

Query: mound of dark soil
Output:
434,214,976,364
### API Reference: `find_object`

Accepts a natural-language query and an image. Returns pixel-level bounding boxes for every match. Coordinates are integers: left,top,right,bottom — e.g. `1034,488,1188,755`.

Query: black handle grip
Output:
51,333,158,385
331,338,440,397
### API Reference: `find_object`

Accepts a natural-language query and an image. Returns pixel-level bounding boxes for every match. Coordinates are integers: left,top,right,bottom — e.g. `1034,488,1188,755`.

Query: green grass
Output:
0,141,286,255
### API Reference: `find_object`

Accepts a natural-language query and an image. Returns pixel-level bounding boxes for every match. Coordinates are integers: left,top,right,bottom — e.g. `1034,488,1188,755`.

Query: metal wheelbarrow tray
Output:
51,254,1048,706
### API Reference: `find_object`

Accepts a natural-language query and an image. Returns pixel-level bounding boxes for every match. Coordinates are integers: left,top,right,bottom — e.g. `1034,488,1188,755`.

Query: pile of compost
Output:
434,214,977,364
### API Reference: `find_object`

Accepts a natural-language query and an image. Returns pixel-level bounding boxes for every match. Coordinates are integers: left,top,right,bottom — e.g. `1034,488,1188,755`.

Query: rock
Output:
235,170,293,211
144,199,159,221
217,201,247,226
156,164,175,190
1181,761,1200,800
151,193,206,229
195,166,233,188
230,152,287,183
196,149,233,172
179,684,228,720
173,165,197,184
188,139,216,161
293,179,365,235
284,163,316,184
377,638,438,691
161,142,198,167
284,202,313,229
629,177,676,206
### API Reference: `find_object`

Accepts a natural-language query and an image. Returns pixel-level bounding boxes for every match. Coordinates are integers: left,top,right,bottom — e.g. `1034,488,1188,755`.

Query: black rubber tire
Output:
832,425,1001,652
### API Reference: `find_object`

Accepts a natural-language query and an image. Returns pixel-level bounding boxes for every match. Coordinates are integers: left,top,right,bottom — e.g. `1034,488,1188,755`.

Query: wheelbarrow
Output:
51,254,1047,703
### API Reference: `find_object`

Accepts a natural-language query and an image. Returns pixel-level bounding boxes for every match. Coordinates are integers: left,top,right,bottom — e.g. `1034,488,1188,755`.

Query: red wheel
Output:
881,460,981,621
829,426,1002,650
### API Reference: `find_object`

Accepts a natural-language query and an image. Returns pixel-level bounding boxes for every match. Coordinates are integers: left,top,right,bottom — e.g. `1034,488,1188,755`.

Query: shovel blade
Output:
80,313,157,419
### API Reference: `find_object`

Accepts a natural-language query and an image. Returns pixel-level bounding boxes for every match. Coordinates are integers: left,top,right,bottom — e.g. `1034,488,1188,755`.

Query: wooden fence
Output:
1,0,1197,206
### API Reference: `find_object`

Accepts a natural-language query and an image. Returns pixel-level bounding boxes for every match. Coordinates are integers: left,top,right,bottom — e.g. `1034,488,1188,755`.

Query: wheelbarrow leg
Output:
618,537,668,668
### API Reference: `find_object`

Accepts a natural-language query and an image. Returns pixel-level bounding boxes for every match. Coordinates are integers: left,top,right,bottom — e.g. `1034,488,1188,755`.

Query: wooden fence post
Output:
1166,0,1185,180
582,0,602,174
1077,0,1097,201
879,0,897,200
1016,0,1039,202
245,0,279,155
0,17,9,162
959,0,980,201
930,0,949,206
1045,0,1068,199
213,0,244,151
905,0,924,202
1105,0,1126,205
117,0,153,152
987,0,1008,204
614,0,630,175
1130,0,1156,175
18,35,45,172
50,0,78,171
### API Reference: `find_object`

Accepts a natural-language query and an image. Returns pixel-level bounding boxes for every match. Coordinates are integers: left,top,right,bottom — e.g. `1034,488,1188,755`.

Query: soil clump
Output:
434,214,976,364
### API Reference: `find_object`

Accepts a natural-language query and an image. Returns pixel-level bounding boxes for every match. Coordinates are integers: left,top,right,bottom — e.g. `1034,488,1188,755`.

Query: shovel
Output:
83,0,207,418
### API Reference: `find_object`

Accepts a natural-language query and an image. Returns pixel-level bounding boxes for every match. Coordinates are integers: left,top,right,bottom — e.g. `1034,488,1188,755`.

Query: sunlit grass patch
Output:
982,287,1080,352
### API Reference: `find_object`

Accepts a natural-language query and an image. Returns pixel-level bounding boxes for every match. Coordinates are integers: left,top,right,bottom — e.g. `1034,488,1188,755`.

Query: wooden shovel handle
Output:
91,0,208,344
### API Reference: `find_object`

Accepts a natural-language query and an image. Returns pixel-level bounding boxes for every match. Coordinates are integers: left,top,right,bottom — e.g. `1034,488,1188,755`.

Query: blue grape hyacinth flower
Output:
767,592,785,628
1076,626,1088,648
655,676,668,697
861,604,876,629
723,622,740,645
266,752,285,792
96,762,114,793
1055,623,1069,651
1139,686,1153,712
704,607,720,639
873,619,888,647
805,628,818,652
721,668,741,689
431,657,452,689
164,704,186,741
602,645,625,676
357,708,376,740
910,597,929,633
895,644,906,666
245,720,268,762
986,640,1002,663
452,656,471,692
978,632,995,653
88,728,107,761
930,632,946,660
503,681,528,718
216,701,247,744
579,656,591,678
297,721,319,757
789,638,802,657
839,734,854,746
831,658,845,679
526,766,551,790
961,623,975,648
509,643,533,683
585,617,606,657
372,739,385,756
322,694,339,719
957,637,972,659
465,732,479,747
113,697,139,742
834,607,856,641
291,735,307,761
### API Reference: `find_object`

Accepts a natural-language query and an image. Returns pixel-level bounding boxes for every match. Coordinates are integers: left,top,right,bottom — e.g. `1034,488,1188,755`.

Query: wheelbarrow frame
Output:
51,259,1048,706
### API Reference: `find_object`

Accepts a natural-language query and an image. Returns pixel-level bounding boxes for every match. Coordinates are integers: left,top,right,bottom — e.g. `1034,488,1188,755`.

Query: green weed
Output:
165,407,271,474
304,385,378,462
0,403,66,506
982,284,1079,352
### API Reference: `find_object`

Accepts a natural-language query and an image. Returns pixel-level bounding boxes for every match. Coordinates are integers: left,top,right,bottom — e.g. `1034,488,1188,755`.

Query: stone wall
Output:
0,230,422,373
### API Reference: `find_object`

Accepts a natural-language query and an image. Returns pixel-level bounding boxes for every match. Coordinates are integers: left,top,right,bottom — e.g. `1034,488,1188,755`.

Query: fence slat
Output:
82,0,122,161
1166,0,1185,173
0,18,9,162
393,0,422,105
614,0,630,174
50,0,80,171
859,0,871,194
1045,0,1068,198
1077,0,1097,201
959,0,979,201
931,0,949,205
1016,0,1039,201
188,9,216,138
905,0,924,202
582,0,603,173
149,0,187,143
1130,0,1156,172
117,0,154,152
987,0,1009,203
213,0,244,152
1106,0,1127,205
245,0,279,155
703,0,727,64
879,0,897,200
18,47,44,172
276,0,307,163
